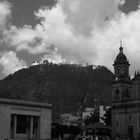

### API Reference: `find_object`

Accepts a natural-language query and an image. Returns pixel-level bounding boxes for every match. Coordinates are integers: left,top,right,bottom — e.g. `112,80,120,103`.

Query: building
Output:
112,44,140,140
78,122,111,140
99,105,110,124
82,106,110,125
82,108,95,120
0,98,52,140
60,113,80,126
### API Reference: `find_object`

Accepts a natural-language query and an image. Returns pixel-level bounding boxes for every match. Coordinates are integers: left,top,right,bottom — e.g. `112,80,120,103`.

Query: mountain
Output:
0,62,113,120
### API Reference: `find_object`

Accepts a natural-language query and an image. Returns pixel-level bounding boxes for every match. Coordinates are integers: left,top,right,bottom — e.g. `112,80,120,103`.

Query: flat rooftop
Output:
0,98,52,108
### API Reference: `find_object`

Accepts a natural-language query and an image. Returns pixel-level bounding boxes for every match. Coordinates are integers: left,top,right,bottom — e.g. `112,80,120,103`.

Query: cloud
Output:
0,51,27,77
90,9,140,75
3,1,110,63
119,0,126,5
59,0,123,36
0,0,11,49
41,53,65,64
0,1,11,29
2,0,140,76
40,45,65,64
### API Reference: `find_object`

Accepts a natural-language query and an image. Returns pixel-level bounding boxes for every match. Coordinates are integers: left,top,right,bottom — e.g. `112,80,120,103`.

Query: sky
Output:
0,0,140,79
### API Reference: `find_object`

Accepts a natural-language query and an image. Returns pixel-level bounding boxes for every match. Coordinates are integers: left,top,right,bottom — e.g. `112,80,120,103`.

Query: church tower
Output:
113,44,130,81
112,43,135,140
112,43,132,102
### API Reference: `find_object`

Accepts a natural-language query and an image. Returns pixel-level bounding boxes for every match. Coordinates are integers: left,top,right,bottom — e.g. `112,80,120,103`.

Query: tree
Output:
84,111,99,125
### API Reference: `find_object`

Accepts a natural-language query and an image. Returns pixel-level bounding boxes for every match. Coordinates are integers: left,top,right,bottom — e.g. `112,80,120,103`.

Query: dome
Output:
113,47,130,66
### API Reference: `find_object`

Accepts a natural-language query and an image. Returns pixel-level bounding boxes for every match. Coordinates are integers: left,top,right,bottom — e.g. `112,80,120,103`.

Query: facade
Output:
112,45,140,140
0,98,52,140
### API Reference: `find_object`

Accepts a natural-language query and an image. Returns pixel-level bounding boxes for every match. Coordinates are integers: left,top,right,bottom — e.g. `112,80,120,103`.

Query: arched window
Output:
123,89,130,98
116,69,119,75
115,89,120,99
129,115,132,122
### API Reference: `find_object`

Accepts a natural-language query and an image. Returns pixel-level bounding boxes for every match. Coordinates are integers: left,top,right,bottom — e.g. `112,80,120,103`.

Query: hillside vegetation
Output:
0,62,113,119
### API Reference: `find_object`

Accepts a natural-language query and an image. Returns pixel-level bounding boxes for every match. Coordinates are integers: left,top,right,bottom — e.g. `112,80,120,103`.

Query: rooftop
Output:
0,98,52,108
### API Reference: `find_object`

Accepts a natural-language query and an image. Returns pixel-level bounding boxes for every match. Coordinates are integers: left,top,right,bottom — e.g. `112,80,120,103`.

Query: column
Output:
14,115,17,138
30,116,33,139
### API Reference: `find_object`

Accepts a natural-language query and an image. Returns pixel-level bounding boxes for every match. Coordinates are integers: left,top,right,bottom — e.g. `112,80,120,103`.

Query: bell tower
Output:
112,42,132,102
112,43,134,140
112,42,140,140
113,42,130,81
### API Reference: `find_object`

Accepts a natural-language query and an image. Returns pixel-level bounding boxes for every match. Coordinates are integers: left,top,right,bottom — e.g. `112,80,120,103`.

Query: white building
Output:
0,98,52,140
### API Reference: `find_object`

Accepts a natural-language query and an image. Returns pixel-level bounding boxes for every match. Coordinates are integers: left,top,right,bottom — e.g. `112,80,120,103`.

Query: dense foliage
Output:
0,62,113,120
84,111,100,125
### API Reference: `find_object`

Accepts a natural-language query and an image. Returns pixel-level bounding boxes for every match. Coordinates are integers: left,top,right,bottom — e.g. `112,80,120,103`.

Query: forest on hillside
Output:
0,62,113,119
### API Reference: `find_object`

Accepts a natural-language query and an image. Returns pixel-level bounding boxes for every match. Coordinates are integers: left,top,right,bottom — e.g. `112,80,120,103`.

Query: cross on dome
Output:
119,40,123,54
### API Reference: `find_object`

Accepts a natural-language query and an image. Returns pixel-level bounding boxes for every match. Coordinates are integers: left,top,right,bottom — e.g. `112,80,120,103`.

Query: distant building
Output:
78,122,111,140
0,98,51,140
112,45,140,140
99,105,110,124
60,113,80,126
82,106,110,125
82,108,95,120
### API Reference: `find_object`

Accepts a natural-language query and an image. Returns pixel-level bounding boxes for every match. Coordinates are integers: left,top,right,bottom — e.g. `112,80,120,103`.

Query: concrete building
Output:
112,45,140,140
0,98,52,140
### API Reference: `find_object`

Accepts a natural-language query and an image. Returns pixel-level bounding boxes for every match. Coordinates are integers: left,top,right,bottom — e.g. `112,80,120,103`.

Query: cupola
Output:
113,42,130,81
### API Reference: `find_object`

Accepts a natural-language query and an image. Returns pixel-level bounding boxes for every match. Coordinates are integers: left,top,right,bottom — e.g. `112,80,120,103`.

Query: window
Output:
129,115,132,122
128,125,134,138
10,114,40,139
116,69,119,75
117,69,119,74
33,116,39,135
123,89,130,98
16,115,30,134
116,121,119,127
115,89,120,99
10,115,14,138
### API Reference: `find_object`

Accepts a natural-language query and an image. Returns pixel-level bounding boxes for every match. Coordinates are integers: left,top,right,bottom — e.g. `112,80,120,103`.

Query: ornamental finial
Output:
119,40,123,53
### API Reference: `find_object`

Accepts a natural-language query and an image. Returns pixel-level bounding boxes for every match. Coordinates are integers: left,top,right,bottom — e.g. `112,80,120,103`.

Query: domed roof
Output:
114,47,129,66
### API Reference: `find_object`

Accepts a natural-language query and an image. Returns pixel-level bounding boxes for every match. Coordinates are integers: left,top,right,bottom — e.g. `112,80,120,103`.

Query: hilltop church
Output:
112,44,140,140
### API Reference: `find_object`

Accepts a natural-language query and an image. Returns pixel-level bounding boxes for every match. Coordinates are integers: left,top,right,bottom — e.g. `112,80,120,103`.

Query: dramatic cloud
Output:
60,0,123,36
4,0,121,63
0,1,11,29
0,51,27,77
2,0,140,76
91,10,140,75
0,0,11,48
